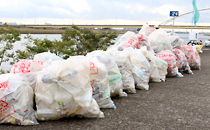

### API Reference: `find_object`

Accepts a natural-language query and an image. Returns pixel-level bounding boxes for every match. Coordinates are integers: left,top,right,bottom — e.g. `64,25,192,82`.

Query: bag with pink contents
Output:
115,31,150,50
139,24,156,36
180,45,201,70
173,48,193,74
123,33,150,50
10,60,44,90
11,60,44,74
156,50,183,77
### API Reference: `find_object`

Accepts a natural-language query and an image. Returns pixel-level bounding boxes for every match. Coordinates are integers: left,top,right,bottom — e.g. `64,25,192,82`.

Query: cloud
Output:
49,0,91,13
0,0,209,25
0,0,90,18
151,4,188,16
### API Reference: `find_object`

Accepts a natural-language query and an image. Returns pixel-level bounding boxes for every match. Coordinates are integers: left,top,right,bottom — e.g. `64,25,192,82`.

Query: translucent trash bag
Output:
89,57,116,108
173,48,193,74
154,56,168,82
140,46,161,82
87,50,126,97
10,59,44,91
181,45,201,70
35,57,104,121
156,50,183,77
0,73,38,125
34,52,64,68
109,50,136,94
125,48,150,90
148,29,173,53
138,24,156,36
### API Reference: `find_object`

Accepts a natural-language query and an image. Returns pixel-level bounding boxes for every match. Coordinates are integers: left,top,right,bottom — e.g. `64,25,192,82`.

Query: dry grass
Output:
4,27,128,34
19,27,66,34
22,28,127,34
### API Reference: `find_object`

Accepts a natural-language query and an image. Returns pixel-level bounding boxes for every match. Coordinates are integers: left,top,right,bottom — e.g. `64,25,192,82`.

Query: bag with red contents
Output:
123,33,150,50
88,57,116,109
115,31,150,50
156,50,183,77
173,48,193,74
139,24,156,36
10,60,44,90
115,31,135,47
180,45,201,70
0,73,38,125
11,60,44,74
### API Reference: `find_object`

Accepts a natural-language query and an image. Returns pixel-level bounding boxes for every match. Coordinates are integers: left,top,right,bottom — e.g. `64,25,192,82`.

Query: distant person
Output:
199,40,203,45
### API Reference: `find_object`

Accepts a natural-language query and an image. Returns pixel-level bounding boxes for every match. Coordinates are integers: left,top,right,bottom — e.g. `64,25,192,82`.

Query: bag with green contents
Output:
112,50,136,93
154,56,168,82
89,56,116,108
87,50,127,97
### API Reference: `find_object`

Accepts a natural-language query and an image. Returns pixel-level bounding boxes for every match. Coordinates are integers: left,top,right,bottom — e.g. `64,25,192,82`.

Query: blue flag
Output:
192,0,199,26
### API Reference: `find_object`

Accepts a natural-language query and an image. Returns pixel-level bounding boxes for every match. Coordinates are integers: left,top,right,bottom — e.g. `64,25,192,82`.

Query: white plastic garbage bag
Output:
115,31,135,47
140,47,161,82
34,52,64,68
115,31,150,50
139,24,156,36
181,44,201,70
173,48,193,74
123,34,150,50
0,73,38,125
125,48,150,90
35,57,104,121
87,50,126,97
168,32,187,49
154,56,168,82
148,29,173,53
10,59,44,91
89,57,116,108
11,59,44,74
109,50,136,94
156,50,183,77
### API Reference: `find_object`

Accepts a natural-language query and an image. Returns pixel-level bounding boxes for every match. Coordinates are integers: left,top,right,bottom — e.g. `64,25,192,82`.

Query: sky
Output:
0,0,209,25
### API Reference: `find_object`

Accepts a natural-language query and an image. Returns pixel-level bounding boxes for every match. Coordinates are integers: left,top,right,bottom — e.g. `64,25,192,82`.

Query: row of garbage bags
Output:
0,24,201,125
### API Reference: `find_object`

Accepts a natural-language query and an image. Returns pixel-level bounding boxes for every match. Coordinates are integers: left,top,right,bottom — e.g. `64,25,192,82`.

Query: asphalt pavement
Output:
1,47,210,130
